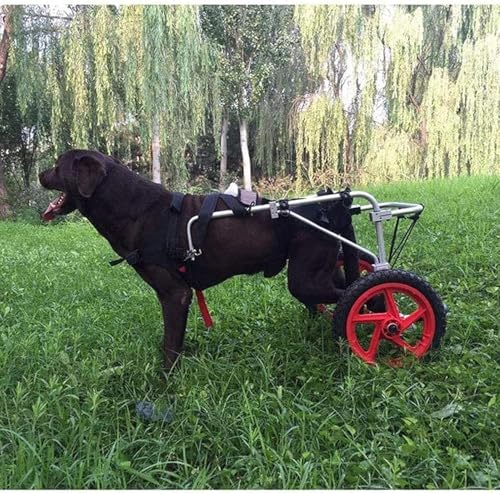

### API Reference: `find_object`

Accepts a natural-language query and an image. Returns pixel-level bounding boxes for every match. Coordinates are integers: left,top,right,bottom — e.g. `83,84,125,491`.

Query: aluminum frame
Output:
184,191,424,270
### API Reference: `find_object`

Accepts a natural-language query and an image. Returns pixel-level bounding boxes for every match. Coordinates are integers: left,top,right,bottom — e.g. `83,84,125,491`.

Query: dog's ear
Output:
75,155,107,198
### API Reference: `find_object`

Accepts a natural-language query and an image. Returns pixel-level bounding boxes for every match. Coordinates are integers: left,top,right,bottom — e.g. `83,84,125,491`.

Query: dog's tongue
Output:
42,202,57,222
42,194,64,222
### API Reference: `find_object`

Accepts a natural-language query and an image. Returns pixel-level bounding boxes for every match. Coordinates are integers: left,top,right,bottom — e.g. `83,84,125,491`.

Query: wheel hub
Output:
383,321,400,337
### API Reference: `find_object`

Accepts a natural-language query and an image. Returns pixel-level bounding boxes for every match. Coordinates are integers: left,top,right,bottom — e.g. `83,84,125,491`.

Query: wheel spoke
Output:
351,312,387,324
400,306,427,332
365,324,383,361
390,335,418,355
384,288,400,319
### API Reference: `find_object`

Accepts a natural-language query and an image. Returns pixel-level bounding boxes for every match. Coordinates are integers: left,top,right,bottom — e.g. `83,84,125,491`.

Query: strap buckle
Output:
109,249,141,267
183,248,202,262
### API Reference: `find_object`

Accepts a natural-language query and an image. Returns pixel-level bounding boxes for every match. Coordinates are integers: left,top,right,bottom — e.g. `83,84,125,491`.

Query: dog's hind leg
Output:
287,231,344,306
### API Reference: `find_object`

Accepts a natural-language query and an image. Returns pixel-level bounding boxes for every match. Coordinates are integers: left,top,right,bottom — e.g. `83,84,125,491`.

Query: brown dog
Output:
39,149,358,370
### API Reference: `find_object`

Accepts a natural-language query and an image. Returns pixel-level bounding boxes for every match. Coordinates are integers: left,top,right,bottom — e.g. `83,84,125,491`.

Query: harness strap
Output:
196,194,220,247
165,192,185,258
219,194,248,216
109,192,186,267
195,193,249,249
170,192,184,213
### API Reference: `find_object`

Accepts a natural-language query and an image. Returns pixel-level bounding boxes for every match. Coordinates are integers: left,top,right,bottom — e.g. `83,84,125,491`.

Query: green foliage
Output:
63,11,91,148
384,8,423,134
1,5,499,190
421,69,459,178
201,6,302,176
293,93,346,189
0,176,499,488
92,6,119,152
292,6,383,185
293,5,500,184
132,5,214,186
361,127,422,184
4,6,215,187
456,29,500,175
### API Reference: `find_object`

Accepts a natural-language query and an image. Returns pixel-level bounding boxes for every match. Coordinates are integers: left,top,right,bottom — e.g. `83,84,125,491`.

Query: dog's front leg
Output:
157,287,193,371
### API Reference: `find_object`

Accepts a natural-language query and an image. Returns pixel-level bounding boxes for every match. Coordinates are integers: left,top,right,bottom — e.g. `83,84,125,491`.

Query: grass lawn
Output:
0,175,498,488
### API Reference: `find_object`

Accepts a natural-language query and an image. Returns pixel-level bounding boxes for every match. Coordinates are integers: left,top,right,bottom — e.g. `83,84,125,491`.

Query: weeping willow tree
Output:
251,8,307,179
55,5,215,187
293,93,346,188
455,6,500,176
138,6,214,186
293,5,500,186
292,5,381,188
253,61,305,178
201,5,302,190
63,11,92,148
253,49,306,179
2,5,64,188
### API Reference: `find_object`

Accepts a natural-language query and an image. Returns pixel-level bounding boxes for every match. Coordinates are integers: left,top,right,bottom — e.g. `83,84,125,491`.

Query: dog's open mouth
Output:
42,193,67,222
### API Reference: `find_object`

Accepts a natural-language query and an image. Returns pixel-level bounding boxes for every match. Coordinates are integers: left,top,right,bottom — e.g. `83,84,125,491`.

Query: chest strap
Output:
165,192,185,259
109,192,186,267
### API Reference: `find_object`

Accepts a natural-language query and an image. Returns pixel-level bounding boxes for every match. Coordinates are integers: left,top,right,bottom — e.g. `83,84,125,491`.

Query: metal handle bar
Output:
355,201,424,218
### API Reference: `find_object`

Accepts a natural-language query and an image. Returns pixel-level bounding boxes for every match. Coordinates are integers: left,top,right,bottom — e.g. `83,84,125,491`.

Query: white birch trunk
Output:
151,115,161,184
239,119,252,191
219,115,229,191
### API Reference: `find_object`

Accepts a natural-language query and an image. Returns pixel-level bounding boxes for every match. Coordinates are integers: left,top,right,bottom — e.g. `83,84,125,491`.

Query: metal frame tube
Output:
356,202,423,218
287,211,378,263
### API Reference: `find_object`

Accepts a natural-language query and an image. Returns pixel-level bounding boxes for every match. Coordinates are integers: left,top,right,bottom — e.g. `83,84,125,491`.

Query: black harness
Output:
110,192,253,270
110,192,187,269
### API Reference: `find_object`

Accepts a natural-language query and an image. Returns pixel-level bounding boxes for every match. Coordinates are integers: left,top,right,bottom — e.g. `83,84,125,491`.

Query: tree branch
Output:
407,92,420,111
22,13,73,21
416,54,431,76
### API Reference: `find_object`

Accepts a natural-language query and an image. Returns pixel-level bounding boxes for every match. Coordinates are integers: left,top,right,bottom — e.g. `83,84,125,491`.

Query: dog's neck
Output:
78,165,169,257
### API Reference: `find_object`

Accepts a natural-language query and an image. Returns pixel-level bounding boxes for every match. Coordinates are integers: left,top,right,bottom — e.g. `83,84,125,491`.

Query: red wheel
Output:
333,270,446,365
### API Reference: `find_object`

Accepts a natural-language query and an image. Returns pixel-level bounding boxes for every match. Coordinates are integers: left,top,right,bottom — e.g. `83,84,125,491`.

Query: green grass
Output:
0,175,499,488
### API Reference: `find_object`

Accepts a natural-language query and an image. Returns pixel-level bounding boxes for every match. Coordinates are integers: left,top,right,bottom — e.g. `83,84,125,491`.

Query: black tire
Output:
332,269,446,363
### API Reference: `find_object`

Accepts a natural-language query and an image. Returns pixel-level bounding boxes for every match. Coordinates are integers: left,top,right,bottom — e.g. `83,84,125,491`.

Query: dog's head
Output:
39,150,108,221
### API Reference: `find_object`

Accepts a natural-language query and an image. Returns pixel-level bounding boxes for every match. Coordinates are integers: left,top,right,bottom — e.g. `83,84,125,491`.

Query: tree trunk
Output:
0,9,12,218
345,128,354,181
239,119,252,191
0,8,11,82
0,155,11,218
151,114,161,184
219,115,228,191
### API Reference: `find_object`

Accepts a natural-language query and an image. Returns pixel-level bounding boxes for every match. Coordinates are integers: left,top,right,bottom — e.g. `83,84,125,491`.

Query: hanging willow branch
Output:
294,5,500,185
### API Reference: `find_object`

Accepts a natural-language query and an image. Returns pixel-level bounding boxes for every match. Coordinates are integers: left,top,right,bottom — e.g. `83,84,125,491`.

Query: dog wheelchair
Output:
183,188,447,366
